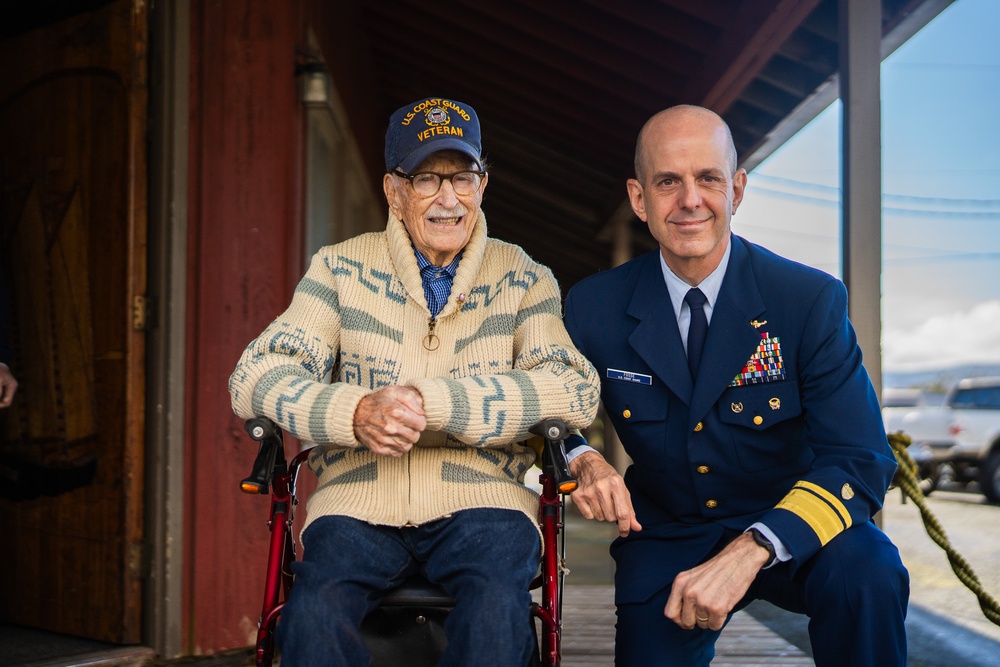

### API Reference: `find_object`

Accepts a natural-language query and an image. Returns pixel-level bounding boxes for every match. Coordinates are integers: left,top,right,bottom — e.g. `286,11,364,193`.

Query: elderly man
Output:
564,105,909,666
229,97,632,667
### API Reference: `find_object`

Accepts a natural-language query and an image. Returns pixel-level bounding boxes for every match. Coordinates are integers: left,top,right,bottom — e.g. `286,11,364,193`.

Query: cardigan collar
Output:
386,209,489,319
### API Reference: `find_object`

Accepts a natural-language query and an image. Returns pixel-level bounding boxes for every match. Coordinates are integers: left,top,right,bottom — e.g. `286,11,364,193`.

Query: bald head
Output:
625,104,747,285
633,105,738,182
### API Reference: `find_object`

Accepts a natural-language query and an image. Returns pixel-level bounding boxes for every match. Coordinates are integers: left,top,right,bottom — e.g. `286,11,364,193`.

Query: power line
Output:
753,173,1000,206
886,251,1000,264
749,174,1000,218
738,221,1000,263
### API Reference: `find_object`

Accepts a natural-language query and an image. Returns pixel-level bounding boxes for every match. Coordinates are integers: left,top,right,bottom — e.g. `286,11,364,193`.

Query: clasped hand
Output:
353,385,426,457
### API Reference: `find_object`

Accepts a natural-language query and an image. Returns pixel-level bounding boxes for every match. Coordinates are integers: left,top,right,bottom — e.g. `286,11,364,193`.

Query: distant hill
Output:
883,363,1000,393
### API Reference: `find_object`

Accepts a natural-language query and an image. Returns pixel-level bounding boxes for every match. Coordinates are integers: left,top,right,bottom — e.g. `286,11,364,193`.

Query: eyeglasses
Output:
392,169,486,198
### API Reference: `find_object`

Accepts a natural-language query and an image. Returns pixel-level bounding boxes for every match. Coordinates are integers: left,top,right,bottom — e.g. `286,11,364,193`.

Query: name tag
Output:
607,368,652,385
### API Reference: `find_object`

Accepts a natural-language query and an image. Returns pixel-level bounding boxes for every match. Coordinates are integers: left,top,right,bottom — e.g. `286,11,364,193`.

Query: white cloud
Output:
883,300,1000,371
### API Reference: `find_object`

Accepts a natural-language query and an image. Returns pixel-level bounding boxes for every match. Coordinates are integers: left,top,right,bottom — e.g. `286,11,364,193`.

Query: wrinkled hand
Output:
664,532,769,631
0,363,17,409
353,385,426,457
569,450,642,537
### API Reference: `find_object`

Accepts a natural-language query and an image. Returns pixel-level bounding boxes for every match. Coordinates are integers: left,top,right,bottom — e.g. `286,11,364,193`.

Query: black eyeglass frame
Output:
391,169,487,198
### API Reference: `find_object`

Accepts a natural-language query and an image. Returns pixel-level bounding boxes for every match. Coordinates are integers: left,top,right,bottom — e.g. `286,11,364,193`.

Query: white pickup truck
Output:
882,377,1000,502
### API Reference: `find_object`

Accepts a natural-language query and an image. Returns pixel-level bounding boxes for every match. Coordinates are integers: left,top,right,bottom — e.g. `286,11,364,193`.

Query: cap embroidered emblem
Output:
425,106,451,126
841,483,854,500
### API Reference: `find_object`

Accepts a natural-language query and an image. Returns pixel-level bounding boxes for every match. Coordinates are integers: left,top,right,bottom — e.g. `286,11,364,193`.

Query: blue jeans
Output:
277,508,540,667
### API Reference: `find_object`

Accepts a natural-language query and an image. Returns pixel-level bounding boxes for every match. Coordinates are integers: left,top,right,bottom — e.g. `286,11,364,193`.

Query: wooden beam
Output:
688,0,825,112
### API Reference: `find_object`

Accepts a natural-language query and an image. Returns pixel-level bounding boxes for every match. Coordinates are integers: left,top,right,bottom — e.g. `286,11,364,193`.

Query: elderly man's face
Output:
383,151,487,267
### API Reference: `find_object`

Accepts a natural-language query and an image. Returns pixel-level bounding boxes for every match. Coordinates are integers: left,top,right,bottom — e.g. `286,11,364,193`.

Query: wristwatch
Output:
748,527,776,565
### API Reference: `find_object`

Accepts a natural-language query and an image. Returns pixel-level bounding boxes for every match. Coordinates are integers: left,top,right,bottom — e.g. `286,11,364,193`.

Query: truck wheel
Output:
917,463,940,496
981,451,1000,504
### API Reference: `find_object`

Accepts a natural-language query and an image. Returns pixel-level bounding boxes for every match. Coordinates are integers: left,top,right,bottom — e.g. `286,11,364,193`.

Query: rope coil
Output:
888,431,1000,627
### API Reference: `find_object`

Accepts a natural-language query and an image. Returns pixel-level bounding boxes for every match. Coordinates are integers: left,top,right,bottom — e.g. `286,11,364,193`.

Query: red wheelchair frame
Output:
240,417,579,667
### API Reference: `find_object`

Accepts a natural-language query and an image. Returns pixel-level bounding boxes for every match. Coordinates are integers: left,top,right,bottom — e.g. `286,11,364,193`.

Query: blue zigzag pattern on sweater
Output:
308,447,348,477
472,448,529,481
460,270,539,311
266,326,327,377
474,375,507,444
332,256,407,304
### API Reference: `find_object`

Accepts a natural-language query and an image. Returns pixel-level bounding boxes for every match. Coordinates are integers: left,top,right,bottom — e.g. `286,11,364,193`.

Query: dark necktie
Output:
685,287,708,379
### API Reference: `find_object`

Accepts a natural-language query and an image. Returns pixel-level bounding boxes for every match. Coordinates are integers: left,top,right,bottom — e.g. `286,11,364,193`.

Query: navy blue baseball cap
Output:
384,97,483,173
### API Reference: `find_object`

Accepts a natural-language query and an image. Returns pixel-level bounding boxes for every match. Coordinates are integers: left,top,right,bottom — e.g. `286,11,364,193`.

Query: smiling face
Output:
627,107,746,286
383,150,487,267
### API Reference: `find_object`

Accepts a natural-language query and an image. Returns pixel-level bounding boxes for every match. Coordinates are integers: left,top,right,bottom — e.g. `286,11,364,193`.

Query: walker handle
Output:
530,419,578,494
240,417,284,494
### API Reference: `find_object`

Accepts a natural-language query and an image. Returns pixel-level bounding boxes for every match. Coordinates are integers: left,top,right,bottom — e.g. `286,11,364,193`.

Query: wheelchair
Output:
239,416,580,667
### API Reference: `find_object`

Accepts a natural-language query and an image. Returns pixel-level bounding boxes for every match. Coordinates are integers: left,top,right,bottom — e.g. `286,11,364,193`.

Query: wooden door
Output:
0,0,147,643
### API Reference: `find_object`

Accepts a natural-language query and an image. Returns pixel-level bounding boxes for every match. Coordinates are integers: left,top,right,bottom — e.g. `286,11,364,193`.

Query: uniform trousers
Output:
615,521,909,666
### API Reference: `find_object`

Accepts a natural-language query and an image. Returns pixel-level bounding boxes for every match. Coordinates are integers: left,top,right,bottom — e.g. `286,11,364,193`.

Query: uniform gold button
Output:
753,415,763,426
693,421,704,432
623,409,631,419
697,465,710,474
705,499,718,509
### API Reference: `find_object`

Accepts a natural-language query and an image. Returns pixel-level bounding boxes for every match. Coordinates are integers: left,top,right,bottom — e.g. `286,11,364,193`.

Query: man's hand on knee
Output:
569,451,642,537
664,531,770,631
353,386,426,457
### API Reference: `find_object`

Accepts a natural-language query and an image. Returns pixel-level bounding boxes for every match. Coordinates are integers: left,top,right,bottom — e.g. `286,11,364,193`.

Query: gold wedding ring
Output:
696,616,709,623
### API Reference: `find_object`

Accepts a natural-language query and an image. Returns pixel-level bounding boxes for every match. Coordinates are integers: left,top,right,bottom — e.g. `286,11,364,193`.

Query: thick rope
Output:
888,432,1000,627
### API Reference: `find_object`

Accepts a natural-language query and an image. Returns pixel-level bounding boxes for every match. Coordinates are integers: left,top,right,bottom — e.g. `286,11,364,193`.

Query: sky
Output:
733,0,1000,376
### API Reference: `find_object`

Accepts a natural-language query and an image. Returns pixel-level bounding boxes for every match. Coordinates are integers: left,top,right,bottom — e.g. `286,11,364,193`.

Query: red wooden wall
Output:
184,0,303,653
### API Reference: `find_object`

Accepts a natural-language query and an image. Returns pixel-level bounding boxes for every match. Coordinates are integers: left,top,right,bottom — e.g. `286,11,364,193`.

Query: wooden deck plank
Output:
543,584,814,666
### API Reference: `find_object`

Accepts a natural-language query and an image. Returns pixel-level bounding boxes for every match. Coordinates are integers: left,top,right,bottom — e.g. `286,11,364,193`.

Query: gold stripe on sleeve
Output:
775,481,853,546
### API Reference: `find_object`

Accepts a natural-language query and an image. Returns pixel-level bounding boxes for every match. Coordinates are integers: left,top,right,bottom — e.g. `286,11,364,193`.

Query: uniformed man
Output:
564,105,908,667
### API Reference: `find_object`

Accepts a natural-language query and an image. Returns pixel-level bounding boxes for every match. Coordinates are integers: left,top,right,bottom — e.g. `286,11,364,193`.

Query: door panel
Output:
0,0,147,643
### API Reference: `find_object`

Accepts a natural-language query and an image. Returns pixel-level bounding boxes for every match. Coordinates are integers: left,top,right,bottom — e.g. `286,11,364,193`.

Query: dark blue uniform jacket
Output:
564,234,897,604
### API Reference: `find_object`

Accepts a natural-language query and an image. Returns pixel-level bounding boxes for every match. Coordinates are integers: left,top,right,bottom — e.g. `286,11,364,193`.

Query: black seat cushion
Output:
378,574,456,608
362,574,454,666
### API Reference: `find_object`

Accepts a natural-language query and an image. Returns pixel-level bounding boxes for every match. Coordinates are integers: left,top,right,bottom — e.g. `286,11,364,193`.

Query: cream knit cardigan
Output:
229,211,600,534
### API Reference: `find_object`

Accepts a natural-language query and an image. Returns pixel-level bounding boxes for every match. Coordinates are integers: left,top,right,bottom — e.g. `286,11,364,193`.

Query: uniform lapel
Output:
689,236,767,423
626,252,693,402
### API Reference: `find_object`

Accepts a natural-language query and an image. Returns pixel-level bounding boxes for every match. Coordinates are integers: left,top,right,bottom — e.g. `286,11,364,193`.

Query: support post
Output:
839,0,884,398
